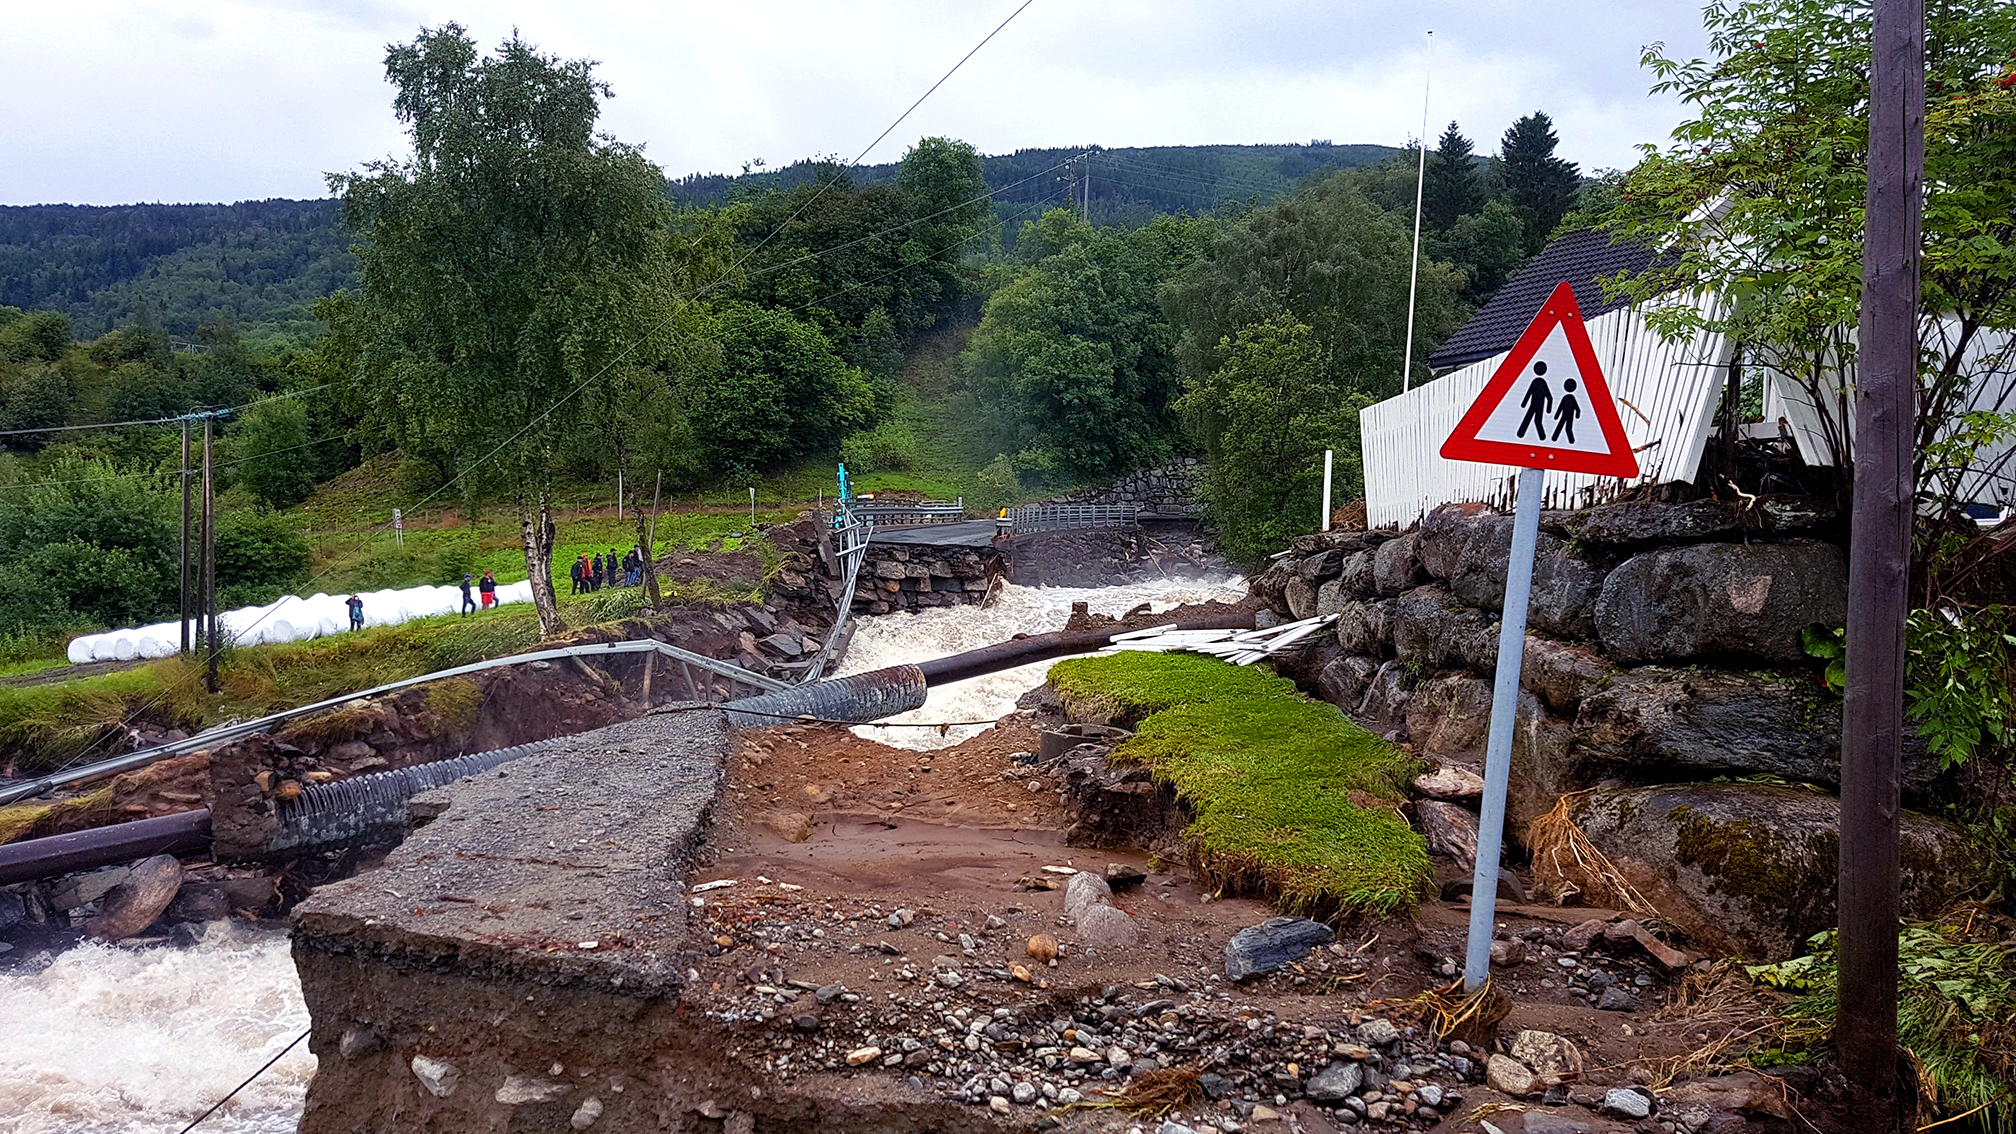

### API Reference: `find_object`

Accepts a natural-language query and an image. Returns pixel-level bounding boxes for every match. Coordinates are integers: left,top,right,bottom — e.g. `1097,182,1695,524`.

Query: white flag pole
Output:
1401,30,1434,394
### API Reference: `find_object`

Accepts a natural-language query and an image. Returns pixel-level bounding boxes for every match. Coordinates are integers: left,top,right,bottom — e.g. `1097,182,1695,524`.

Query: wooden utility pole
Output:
201,414,219,694
179,417,192,656
1837,0,1922,1125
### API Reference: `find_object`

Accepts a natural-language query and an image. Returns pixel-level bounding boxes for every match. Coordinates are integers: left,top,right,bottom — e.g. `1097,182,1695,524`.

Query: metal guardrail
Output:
800,508,872,682
0,639,787,807
847,497,965,525
1005,504,1140,534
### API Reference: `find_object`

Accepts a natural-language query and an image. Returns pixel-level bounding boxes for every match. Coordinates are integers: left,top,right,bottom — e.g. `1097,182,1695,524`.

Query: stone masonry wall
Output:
853,544,1005,615
1251,496,1979,958
1032,457,1205,515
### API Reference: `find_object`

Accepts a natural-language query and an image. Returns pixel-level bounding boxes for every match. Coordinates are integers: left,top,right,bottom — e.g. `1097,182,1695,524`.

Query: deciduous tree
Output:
331,24,680,636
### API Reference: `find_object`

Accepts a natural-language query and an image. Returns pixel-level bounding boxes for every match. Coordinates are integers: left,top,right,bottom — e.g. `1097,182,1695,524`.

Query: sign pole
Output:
1462,465,1543,990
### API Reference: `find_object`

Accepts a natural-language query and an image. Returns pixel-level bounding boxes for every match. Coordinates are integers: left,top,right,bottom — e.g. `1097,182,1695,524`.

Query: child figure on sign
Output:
1552,378,1582,445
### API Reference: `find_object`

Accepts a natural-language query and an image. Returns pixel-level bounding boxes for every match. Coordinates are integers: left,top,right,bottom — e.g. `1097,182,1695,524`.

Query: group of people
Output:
571,547,646,594
341,569,498,632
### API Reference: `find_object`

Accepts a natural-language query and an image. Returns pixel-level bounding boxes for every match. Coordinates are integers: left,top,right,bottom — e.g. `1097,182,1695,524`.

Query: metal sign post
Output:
1439,281,1641,990
1461,465,1542,988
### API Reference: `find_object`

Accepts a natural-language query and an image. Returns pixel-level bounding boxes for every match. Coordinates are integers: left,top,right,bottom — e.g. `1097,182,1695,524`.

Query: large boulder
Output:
1372,534,1428,595
1389,587,1497,674
1559,496,1836,546
1521,635,1614,714
1572,783,1981,958
1572,668,1839,785
1317,655,1379,714
1333,599,1394,657
1594,541,1847,665
1417,504,1599,636
1404,675,1495,760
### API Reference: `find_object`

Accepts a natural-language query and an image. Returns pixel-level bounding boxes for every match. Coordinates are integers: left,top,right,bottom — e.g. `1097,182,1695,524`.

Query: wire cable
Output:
174,1028,310,1134
37,2,1042,776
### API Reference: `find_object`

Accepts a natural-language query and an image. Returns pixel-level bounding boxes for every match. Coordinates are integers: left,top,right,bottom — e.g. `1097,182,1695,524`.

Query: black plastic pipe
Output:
0,809,211,887
916,612,1255,685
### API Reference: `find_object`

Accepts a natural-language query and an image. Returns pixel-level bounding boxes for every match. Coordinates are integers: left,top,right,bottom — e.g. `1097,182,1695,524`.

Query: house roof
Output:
1426,228,1669,372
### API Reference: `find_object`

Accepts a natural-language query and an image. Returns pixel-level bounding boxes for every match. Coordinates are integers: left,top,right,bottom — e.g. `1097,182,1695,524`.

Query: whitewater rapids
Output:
0,922,313,1134
835,575,1246,751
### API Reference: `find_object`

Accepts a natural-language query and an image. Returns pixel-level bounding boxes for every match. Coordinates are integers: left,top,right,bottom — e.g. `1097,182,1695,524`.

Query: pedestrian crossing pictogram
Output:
1439,281,1640,478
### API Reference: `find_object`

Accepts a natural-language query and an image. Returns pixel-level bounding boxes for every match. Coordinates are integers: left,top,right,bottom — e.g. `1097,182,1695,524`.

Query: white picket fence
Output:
1360,294,1733,529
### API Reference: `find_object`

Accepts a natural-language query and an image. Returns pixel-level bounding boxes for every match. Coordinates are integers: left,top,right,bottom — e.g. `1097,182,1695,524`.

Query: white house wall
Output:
1361,296,1733,529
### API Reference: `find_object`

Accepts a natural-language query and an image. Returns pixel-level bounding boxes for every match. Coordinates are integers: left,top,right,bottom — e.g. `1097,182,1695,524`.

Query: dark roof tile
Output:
1426,229,1668,372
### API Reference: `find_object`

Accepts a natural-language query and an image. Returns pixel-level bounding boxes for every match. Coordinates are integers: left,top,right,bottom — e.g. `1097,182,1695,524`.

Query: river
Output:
0,574,1241,1132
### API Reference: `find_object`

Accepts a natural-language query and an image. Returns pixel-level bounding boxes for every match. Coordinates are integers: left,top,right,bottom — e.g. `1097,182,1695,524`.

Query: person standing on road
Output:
460,573,476,614
479,569,497,609
345,594,364,631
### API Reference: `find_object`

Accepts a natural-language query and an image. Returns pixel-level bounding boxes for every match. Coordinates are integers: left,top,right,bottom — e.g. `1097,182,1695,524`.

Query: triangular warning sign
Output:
1439,282,1640,478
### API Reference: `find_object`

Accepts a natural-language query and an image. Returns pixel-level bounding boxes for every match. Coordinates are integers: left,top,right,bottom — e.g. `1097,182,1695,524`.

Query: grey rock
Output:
1064,870,1113,920
1224,916,1335,980
410,1054,461,1098
1158,1122,1199,1134
0,890,22,933
1414,801,1480,873
1075,903,1140,948
1355,660,1413,733
497,1075,569,1105
1389,586,1498,674
1561,495,1835,546
1373,533,1428,595
1316,578,1351,616
1596,986,1635,1011
1508,1030,1583,1086
1572,667,1851,786
1600,1087,1654,1119
1595,540,1847,665
1317,654,1380,714
1414,764,1486,799
1404,675,1494,759
1306,1061,1365,1102
1012,1081,1038,1104
1284,579,1318,621
1360,1017,1401,1045
1572,783,1980,958
337,1028,382,1058
1519,1115,1594,1134
1485,1054,1536,1097
1415,1083,1444,1108
570,1096,604,1129
1333,600,1393,657
815,982,846,1004
1416,502,1496,580
1520,636,1614,714
1339,550,1378,597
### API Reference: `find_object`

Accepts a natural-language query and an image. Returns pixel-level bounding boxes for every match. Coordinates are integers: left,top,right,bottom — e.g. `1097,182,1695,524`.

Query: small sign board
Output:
1439,281,1640,479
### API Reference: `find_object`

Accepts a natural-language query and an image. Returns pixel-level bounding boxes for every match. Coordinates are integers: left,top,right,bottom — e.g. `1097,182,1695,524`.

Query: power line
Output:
0,384,333,439
39,2,1042,775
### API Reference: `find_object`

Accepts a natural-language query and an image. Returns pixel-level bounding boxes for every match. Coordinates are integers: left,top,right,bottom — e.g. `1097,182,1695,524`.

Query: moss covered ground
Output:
1047,652,1430,916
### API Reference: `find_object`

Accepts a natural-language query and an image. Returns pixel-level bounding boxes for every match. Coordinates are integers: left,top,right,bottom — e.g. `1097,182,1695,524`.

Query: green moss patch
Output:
1047,652,1429,916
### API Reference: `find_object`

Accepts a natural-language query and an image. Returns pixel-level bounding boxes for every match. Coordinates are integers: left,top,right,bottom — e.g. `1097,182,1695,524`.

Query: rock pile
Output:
1031,457,1206,516
856,545,1003,614
1253,497,1978,959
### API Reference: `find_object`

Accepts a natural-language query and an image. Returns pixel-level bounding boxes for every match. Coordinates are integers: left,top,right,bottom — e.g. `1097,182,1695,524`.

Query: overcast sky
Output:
1,1,1713,207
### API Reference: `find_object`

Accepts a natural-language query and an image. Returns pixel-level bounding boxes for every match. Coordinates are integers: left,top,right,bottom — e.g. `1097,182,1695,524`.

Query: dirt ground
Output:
681,716,1809,1134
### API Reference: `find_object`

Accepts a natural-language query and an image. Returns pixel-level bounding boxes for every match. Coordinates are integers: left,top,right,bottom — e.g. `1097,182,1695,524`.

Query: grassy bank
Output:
0,592,655,775
1047,652,1429,916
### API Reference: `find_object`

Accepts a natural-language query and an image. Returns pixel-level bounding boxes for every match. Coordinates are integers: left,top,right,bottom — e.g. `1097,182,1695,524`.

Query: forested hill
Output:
1,142,1401,340
669,142,1405,225
0,199,353,343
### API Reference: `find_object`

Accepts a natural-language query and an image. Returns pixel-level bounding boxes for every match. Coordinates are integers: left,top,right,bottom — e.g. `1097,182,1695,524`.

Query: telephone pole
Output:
179,417,193,656
201,414,219,694
1836,0,1922,1126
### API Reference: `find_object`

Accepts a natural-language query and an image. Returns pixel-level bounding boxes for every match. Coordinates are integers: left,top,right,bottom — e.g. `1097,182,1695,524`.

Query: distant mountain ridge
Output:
1,141,1405,340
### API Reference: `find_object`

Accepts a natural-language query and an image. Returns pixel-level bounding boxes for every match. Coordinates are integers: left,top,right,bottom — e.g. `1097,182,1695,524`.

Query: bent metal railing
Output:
0,639,788,808
847,497,965,525
799,505,873,682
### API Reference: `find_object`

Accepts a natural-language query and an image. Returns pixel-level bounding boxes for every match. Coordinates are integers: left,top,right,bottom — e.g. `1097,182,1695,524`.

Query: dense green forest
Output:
0,21,1596,640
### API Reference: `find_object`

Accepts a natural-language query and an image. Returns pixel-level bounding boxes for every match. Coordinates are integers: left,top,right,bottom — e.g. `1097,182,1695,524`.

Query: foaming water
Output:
836,575,1246,751
0,922,313,1134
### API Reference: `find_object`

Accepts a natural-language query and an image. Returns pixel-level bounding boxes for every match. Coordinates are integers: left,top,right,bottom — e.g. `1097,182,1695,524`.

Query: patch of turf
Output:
1047,651,1430,916
1048,652,1300,725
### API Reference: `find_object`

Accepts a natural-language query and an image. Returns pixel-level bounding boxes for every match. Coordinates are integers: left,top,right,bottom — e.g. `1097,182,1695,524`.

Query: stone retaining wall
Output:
1031,457,1205,515
1251,496,1979,958
852,544,1004,615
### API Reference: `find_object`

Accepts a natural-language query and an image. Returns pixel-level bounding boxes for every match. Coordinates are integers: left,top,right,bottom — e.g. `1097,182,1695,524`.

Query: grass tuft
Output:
1047,651,1430,916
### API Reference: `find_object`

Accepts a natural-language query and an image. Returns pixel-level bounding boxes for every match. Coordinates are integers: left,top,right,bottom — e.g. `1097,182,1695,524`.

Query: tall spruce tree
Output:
1500,111,1582,253
1423,121,1483,231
